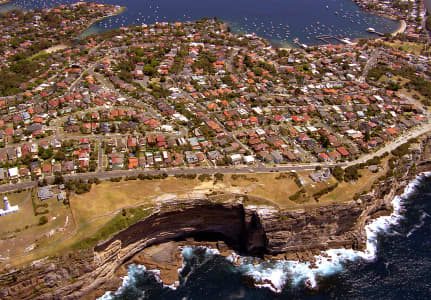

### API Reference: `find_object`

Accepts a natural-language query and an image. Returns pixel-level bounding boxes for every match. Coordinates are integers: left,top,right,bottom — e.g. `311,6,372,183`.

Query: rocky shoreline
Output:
0,136,430,299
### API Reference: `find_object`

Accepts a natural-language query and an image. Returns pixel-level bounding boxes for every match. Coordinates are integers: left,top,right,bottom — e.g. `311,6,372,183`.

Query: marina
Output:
0,0,401,47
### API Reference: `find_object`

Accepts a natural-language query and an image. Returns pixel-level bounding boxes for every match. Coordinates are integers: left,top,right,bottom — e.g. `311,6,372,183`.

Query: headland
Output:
0,0,429,298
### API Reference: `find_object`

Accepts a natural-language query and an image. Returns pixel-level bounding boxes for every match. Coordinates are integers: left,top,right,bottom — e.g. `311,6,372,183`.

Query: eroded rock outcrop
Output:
4,199,373,299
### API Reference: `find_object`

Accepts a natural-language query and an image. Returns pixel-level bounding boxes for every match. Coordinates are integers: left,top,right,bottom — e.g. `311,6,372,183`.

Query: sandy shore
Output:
392,20,407,36
45,44,68,54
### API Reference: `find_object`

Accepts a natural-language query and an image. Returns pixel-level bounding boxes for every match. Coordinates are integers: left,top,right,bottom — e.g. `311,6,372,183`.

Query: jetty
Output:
316,35,353,44
366,27,384,36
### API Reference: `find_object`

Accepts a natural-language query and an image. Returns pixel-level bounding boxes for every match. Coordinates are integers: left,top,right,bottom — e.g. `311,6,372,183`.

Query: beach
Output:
392,19,407,36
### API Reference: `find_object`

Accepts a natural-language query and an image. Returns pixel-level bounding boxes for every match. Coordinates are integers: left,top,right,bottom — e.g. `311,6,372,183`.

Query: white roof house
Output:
8,167,18,179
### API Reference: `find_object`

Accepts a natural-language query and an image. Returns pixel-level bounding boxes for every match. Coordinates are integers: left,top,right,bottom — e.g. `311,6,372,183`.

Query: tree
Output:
143,64,156,76
364,130,371,142
319,135,330,148
332,166,344,182
54,174,64,185
54,151,66,161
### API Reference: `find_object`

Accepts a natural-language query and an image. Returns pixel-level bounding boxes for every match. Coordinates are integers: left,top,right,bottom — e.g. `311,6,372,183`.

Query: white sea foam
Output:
99,263,178,299
99,264,146,299
100,172,430,297
234,172,431,292
239,261,289,293
178,245,221,284
407,211,429,237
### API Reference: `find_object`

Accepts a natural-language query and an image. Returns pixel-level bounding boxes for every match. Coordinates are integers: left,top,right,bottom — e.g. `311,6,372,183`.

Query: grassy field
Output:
70,178,199,226
384,41,425,55
0,190,34,233
320,168,382,203
69,173,305,228
225,173,301,207
0,189,73,262
320,158,389,203
2,167,385,264
72,206,153,249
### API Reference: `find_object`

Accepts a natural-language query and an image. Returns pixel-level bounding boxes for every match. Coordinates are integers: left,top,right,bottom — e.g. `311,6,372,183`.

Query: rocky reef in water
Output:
1,135,431,299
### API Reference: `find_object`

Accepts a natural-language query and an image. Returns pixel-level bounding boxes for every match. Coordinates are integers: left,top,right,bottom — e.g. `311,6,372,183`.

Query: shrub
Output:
38,216,48,225
214,173,224,181
313,183,338,200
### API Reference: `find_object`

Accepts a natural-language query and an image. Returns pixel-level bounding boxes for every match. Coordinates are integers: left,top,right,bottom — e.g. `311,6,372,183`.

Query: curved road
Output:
1,121,430,194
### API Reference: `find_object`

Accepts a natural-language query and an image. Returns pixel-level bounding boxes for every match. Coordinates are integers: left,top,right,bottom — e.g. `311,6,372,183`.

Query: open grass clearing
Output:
384,41,425,55
0,190,34,233
0,192,73,261
320,168,382,203
226,173,302,207
70,178,203,226
320,159,388,203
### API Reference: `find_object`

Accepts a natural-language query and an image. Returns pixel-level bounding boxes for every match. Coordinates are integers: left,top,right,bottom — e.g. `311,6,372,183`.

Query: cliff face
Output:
256,203,365,256
93,199,367,263
94,201,248,254
0,199,373,300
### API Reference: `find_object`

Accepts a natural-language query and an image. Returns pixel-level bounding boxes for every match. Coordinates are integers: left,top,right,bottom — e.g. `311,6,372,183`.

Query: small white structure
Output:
243,155,255,165
0,196,19,216
230,154,242,165
8,167,19,179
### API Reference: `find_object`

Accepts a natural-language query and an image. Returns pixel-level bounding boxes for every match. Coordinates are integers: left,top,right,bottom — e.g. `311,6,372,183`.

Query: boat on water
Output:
366,27,376,33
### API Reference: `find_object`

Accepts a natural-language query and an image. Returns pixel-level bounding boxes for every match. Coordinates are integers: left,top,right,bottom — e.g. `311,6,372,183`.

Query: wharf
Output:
316,35,352,44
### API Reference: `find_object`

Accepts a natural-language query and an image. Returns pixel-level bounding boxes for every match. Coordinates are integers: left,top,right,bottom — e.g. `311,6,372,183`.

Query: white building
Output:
0,196,19,216
8,167,18,179
244,155,255,165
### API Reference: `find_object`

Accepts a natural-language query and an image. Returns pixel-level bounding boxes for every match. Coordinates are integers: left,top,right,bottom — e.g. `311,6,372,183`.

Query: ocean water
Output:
102,173,431,300
1,0,400,46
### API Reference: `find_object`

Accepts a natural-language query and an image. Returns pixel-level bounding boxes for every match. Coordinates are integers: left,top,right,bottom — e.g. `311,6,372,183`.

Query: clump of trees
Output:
332,166,344,182
391,141,412,157
214,173,224,181
138,173,168,180
65,179,92,194
289,188,306,202
198,174,212,182
174,174,197,179
344,165,360,182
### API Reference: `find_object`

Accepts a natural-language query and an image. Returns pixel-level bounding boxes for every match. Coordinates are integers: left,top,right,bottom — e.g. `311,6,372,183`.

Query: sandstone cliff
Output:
0,198,384,299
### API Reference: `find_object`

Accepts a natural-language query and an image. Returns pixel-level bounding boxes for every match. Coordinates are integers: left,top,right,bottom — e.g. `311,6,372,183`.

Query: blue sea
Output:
101,173,431,300
0,0,400,46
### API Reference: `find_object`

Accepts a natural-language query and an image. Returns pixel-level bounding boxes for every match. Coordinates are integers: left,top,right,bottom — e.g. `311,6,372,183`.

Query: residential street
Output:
1,119,429,194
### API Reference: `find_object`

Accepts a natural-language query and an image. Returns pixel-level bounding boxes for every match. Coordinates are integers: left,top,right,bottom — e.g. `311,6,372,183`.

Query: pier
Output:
366,28,385,36
316,35,353,44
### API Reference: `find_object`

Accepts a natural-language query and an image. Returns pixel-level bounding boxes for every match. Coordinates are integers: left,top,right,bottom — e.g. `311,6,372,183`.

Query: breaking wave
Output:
100,172,430,298
229,171,431,292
